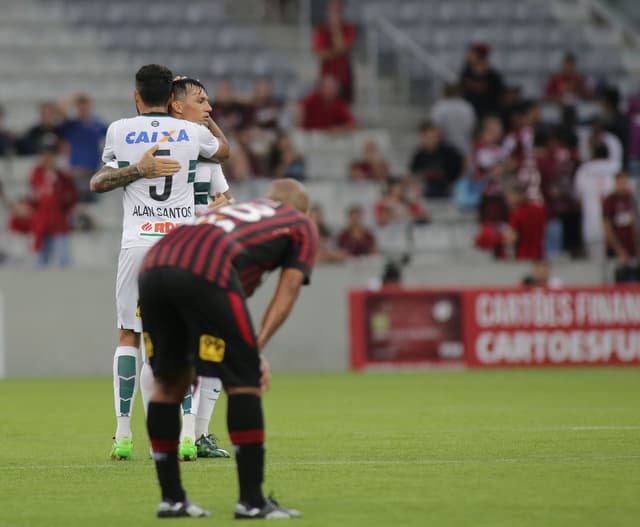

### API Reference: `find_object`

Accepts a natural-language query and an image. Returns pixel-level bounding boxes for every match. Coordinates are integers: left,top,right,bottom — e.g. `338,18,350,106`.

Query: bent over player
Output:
90,64,229,460
138,179,317,518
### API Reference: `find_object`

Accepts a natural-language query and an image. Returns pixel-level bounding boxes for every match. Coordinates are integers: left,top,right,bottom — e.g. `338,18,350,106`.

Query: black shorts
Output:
139,266,260,388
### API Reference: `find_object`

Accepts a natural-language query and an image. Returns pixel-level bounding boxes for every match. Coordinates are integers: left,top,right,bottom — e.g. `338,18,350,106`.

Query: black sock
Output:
227,394,266,507
147,401,186,503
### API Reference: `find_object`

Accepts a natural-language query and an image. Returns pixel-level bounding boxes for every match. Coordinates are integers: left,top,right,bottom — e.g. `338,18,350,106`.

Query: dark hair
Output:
419,120,438,133
135,64,174,107
592,142,609,160
381,260,402,285
598,86,620,109
172,77,207,100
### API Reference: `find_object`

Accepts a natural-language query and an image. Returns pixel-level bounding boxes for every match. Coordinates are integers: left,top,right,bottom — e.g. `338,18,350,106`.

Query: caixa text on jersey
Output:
132,205,193,218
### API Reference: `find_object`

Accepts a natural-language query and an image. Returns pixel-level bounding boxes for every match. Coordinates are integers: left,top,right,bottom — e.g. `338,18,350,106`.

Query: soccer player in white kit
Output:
138,77,233,460
89,64,230,460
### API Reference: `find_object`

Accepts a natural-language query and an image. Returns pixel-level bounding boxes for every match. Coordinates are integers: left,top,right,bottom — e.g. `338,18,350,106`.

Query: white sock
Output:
180,385,196,441
113,346,139,441
139,360,155,417
195,377,222,438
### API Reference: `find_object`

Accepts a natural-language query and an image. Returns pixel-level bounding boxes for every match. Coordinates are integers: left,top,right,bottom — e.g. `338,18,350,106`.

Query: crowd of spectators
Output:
2,0,640,282
1,94,104,266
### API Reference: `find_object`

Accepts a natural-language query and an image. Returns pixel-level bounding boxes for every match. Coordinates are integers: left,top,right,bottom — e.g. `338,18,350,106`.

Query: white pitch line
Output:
2,454,640,472
522,425,640,431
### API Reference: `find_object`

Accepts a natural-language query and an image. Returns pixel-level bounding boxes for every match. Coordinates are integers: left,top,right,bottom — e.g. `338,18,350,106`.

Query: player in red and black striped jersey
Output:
139,179,316,519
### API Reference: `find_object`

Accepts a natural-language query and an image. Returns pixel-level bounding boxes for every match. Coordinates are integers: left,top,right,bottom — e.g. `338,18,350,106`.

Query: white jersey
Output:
194,160,230,214
102,113,219,248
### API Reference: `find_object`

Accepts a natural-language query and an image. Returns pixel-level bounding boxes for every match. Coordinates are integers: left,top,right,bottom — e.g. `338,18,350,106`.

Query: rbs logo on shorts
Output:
125,129,190,144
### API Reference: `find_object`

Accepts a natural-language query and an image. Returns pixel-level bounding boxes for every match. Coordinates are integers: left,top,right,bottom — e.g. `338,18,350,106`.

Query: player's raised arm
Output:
90,144,181,193
256,267,306,351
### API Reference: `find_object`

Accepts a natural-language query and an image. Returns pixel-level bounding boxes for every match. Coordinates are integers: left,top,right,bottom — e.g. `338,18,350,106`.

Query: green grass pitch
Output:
1,369,639,527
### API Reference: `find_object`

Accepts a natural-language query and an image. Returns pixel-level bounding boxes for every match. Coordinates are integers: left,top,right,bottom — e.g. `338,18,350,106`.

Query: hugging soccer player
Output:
90,64,229,460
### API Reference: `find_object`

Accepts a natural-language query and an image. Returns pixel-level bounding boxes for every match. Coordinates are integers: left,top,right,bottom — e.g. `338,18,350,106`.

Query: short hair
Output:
135,64,174,107
381,261,402,284
419,120,438,133
598,86,620,109
172,77,207,100
592,142,609,160
615,171,630,180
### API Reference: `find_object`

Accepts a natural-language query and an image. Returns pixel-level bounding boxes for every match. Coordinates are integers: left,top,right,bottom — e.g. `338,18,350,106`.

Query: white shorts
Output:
116,246,150,332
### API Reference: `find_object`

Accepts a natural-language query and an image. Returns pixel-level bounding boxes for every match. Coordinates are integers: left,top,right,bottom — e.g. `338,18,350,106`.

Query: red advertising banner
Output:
349,289,465,370
464,286,640,367
349,286,640,370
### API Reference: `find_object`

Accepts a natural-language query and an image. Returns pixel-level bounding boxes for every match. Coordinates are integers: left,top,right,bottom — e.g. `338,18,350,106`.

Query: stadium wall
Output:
0,260,603,377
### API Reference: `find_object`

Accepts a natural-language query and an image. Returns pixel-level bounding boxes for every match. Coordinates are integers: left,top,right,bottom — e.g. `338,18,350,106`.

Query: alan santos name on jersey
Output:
102,114,219,248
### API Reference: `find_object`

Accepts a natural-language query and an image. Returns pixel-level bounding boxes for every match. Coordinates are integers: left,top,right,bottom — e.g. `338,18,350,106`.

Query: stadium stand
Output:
1,0,638,280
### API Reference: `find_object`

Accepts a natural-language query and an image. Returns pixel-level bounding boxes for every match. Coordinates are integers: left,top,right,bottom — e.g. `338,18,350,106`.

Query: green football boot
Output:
196,434,231,458
110,437,133,460
178,437,198,462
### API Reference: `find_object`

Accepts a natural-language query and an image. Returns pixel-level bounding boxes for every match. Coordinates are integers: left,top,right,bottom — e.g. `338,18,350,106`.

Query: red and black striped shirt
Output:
141,199,317,296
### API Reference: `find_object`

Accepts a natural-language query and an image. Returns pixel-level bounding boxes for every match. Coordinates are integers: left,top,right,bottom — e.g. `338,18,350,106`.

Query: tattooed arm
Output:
90,144,181,193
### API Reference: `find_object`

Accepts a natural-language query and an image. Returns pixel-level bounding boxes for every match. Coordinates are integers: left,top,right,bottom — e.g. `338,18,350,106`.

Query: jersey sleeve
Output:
101,121,117,165
195,124,220,159
283,216,318,285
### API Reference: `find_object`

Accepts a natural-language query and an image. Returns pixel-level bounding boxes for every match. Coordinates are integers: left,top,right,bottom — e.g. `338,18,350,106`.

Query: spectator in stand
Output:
210,79,253,133
57,93,107,203
544,52,590,106
431,83,476,156
521,260,563,288
349,139,390,182
373,178,429,227
298,74,356,133
597,86,630,169
574,142,617,259
249,77,284,131
313,0,357,102
500,85,524,134
7,196,32,236
466,116,508,226
471,115,506,183
5,195,34,265
266,132,306,181
602,172,639,280
225,126,265,181
309,203,348,263
591,120,623,173
504,181,546,261
536,129,582,258
459,42,505,120
626,93,640,174
475,174,510,259
17,101,64,155
503,100,541,170
29,139,78,267
337,204,376,257
0,105,16,156
409,121,463,199
503,100,544,203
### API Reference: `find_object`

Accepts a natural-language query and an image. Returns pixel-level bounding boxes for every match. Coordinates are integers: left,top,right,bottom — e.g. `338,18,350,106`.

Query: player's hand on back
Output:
209,192,229,210
137,145,181,178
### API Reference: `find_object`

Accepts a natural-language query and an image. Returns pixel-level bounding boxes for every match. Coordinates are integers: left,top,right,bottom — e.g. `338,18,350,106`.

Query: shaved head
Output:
265,178,309,213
